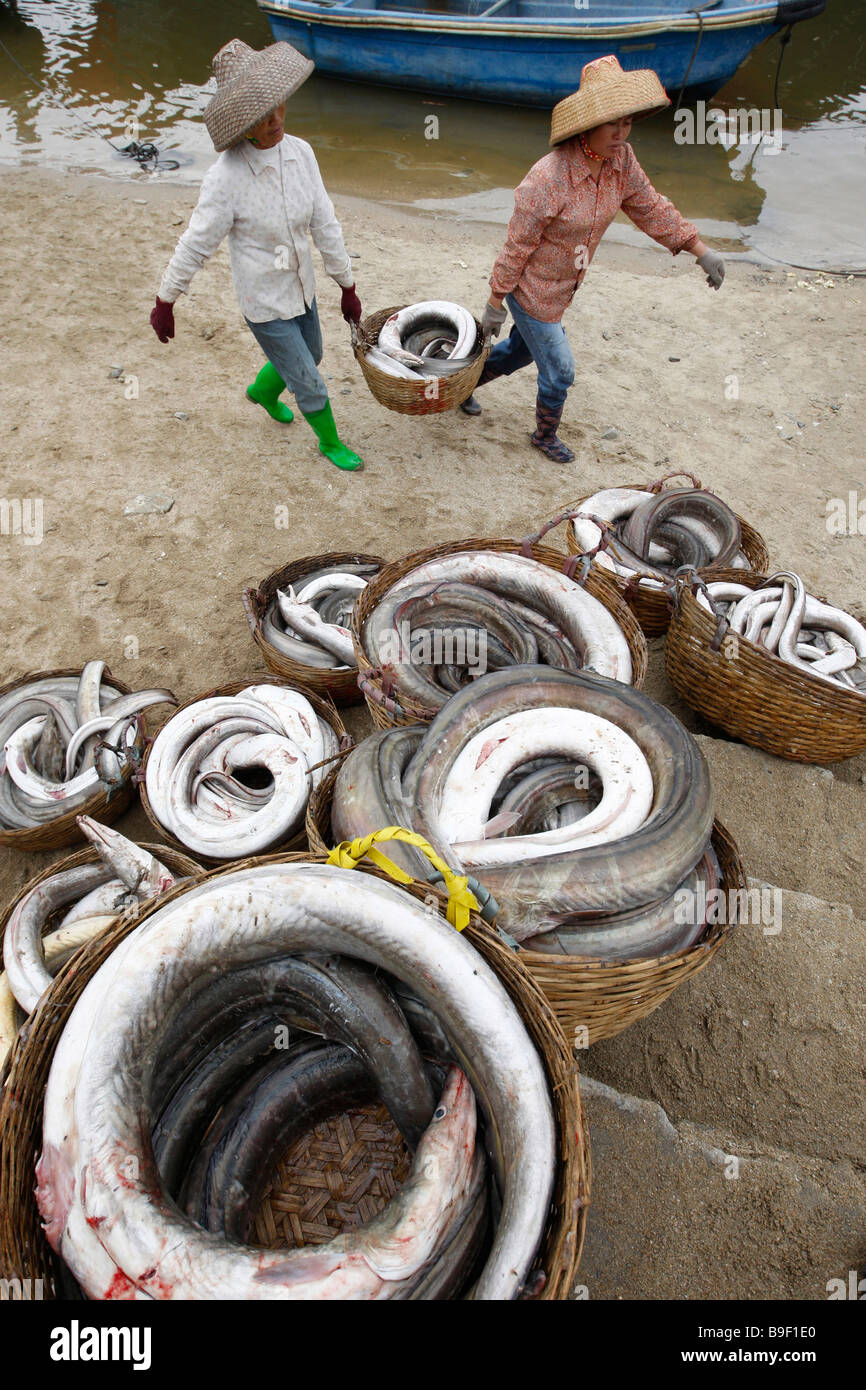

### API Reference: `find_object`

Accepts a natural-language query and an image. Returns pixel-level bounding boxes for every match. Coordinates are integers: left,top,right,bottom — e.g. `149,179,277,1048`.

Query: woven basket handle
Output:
326,827,480,930
356,667,438,723
241,587,263,639
519,511,615,569
648,470,702,493
672,566,730,648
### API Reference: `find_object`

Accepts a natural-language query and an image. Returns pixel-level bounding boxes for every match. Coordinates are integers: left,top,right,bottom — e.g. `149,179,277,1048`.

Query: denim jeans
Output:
244,299,329,414
486,293,575,411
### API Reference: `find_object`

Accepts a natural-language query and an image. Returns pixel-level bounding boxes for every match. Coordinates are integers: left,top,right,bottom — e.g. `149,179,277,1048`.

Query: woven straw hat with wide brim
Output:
204,38,314,152
550,53,670,146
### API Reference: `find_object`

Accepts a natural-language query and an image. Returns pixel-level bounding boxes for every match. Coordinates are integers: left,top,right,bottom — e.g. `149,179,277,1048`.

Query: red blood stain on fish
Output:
474,737,508,771
104,1269,139,1300
34,1143,75,1251
139,1268,175,1298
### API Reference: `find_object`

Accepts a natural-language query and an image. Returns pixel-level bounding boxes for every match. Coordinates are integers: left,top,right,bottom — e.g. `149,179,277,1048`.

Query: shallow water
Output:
0,0,863,268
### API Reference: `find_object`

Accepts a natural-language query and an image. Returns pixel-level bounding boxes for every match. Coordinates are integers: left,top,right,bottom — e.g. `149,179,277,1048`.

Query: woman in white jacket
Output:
151,39,364,472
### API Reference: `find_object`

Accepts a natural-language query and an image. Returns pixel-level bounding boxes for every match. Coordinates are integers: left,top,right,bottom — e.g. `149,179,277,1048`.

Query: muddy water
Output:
0,0,863,268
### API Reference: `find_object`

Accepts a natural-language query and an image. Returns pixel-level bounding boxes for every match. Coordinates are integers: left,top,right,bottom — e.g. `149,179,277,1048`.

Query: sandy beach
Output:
1,163,864,1300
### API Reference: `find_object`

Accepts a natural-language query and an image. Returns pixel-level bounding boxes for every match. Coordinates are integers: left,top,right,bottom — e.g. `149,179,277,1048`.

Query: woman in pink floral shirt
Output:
463,56,725,464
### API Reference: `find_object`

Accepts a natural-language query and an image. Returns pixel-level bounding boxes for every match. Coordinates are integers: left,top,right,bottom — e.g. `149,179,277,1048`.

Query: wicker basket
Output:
352,306,490,415
553,473,770,636
0,841,201,963
0,852,589,1301
665,569,866,762
139,676,352,865
0,666,162,853
351,536,648,730
241,551,386,704
308,768,743,1046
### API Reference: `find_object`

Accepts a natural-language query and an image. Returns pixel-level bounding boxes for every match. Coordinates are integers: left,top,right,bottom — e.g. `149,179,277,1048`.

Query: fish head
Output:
76,814,120,853
415,1066,477,1195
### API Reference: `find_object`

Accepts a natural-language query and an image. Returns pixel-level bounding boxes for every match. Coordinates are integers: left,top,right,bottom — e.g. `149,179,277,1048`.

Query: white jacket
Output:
157,135,354,322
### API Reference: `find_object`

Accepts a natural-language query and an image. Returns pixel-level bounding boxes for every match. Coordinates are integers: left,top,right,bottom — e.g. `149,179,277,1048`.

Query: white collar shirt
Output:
158,134,354,322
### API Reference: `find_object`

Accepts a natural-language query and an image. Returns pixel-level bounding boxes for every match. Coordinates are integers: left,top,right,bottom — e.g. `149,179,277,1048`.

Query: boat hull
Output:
260,4,785,106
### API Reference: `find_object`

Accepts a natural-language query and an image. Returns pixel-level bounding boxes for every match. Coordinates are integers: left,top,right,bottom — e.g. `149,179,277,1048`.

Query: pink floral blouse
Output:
490,137,700,323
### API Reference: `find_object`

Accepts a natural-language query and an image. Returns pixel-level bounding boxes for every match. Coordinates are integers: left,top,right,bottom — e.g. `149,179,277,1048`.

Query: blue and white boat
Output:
258,0,826,107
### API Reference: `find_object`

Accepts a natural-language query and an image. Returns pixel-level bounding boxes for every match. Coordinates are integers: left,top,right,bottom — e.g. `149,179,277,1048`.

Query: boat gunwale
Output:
258,0,781,38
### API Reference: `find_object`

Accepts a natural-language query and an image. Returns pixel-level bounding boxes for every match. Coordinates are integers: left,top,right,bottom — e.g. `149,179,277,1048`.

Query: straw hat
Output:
549,54,669,146
203,38,314,152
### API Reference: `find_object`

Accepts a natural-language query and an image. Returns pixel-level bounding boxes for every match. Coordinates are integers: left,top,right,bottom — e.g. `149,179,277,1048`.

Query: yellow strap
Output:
326,827,479,932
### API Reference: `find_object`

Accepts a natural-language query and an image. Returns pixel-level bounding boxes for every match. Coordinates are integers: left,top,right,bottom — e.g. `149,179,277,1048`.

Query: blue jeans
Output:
487,294,575,411
244,299,329,414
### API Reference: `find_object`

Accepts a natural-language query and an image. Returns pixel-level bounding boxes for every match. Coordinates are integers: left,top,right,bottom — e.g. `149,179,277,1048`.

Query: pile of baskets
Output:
6,460,859,1302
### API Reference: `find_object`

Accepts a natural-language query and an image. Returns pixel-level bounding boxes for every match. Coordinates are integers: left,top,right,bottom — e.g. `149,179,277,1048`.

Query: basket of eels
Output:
307,665,746,1045
351,302,490,415
138,675,351,866
0,663,177,853
0,826,201,1076
665,568,866,763
554,472,769,636
350,536,648,731
242,552,387,703
0,849,589,1301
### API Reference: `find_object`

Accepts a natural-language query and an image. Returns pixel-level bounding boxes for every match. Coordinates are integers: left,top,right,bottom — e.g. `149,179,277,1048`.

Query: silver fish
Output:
39,863,555,1300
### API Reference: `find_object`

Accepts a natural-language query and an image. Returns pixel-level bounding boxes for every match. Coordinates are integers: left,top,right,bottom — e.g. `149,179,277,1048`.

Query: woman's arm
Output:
157,163,235,304
619,145,701,257
304,145,355,288
489,162,561,307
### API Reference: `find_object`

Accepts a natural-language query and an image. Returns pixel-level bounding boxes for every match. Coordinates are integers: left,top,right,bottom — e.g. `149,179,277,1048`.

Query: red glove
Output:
150,296,175,343
340,284,362,324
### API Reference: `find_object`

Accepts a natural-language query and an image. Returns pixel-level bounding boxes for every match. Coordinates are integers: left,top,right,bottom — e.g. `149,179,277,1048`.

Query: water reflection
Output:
0,0,863,267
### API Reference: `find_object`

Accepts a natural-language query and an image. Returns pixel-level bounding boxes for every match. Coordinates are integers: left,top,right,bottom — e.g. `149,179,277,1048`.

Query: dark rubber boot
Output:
459,362,504,416
246,361,294,423
530,398,575,463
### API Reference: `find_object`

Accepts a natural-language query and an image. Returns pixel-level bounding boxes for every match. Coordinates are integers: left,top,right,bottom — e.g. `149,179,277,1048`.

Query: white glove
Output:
481,302,508,338
697,250,725,291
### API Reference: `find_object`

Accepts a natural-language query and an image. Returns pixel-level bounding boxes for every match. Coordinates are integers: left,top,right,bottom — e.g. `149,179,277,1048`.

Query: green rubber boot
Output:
246,361,294,423
301,400,363,472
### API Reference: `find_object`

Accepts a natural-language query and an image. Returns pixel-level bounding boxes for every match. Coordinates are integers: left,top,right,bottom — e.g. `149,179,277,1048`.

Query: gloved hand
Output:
481,302,507,338
150,296,175,342
341,284,363,323
697,250,725,291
